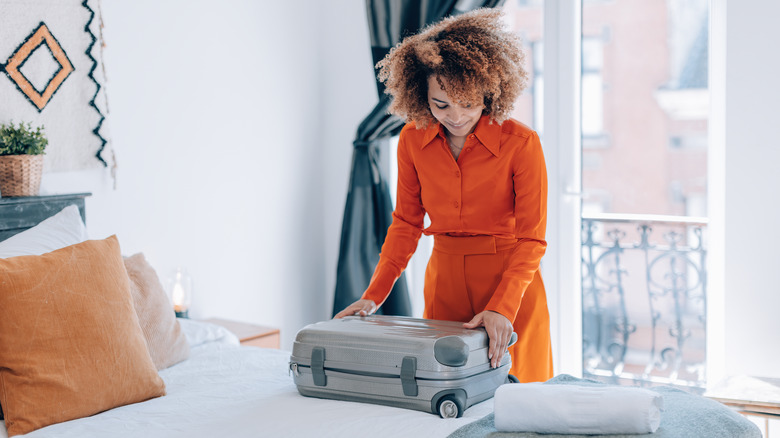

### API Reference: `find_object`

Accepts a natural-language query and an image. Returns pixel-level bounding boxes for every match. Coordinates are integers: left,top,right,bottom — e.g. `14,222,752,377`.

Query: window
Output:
580,0,710,390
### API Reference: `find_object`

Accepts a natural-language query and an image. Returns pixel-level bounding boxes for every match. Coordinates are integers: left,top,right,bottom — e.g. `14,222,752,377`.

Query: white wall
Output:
40,0,360,350
721,0,780,378
319,0,378,320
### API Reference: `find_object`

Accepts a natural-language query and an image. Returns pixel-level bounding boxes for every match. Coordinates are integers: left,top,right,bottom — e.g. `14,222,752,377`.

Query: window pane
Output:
582,0,709,217
581,0,710,391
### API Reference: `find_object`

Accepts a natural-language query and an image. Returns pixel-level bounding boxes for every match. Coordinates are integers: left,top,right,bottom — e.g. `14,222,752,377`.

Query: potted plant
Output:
0,121,48,197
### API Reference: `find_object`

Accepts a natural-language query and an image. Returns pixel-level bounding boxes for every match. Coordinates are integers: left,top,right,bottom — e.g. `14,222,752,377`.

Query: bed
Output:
0,195,763,438
1,319,496,438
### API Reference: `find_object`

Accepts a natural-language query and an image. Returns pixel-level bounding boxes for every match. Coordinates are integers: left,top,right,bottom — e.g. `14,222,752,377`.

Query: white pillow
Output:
0,205,88,258
177,318,240,348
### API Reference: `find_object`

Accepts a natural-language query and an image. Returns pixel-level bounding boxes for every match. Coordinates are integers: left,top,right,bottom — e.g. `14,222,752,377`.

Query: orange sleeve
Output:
361,129,424,306
485,131,548,322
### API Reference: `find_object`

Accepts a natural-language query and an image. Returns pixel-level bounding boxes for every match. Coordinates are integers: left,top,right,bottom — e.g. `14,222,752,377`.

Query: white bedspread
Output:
3,320,491,438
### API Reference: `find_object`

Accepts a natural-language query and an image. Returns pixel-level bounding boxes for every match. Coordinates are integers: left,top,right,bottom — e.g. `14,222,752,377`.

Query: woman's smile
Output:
427,76,485,142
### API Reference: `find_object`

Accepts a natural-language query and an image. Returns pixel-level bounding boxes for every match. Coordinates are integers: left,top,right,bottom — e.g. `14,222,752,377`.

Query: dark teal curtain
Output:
332,0,505,317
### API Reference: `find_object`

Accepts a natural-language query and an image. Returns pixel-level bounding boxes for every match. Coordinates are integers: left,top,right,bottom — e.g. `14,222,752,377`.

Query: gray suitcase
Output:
289,315,516,418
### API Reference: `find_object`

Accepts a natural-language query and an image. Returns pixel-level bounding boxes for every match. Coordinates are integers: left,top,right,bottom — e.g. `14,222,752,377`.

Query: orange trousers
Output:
423,235,553,382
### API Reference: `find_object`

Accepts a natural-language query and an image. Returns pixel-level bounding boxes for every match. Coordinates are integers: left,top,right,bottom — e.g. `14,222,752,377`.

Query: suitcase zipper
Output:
290,360,505,380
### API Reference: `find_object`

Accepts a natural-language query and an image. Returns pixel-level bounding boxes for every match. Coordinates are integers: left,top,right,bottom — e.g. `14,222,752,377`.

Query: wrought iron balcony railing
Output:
581,213,707,391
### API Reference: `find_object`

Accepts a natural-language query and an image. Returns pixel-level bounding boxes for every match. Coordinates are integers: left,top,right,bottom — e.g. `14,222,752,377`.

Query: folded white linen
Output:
493,382,663,435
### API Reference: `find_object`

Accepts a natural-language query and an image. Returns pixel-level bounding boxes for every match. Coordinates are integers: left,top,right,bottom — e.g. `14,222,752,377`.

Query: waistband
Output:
433,235,518,255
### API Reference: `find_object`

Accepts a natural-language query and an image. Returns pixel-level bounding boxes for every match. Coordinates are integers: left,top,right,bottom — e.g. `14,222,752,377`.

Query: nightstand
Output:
203,318,280,349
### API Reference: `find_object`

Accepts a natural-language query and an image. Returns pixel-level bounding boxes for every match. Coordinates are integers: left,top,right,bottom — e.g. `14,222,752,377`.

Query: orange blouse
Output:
361,115,548,323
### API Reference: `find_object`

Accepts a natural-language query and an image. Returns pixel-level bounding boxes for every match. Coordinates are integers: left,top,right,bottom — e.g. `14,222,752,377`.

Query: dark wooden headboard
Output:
0,193,91,242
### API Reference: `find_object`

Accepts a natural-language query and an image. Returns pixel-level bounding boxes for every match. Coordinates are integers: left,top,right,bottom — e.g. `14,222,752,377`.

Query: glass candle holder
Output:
168,267,192,318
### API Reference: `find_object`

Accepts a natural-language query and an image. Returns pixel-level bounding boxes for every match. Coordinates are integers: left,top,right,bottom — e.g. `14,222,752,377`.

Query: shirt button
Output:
453,201,459,208
469,134,475,139
455,170,460,178
465,147,472,152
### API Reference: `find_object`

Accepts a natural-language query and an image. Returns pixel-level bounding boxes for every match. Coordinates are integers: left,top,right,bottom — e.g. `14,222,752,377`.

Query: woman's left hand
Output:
463,311,513,369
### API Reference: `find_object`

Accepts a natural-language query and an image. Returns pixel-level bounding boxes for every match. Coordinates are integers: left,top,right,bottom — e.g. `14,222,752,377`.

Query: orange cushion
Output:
0,236,166,436
124,253,190,370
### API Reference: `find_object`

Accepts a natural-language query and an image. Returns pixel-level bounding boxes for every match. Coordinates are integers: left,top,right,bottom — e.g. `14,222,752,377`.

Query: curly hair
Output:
377,8,528,127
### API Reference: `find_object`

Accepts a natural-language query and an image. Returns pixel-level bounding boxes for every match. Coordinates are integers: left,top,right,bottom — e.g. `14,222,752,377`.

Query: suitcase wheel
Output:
436,394,464,419
506,374,520,384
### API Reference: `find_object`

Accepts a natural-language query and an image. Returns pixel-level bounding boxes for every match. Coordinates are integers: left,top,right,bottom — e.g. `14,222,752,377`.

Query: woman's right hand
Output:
334,299,377,319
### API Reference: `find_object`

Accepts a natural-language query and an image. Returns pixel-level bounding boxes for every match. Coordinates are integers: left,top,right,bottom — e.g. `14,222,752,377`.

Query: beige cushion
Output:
0,236,166,436
124,253,190,370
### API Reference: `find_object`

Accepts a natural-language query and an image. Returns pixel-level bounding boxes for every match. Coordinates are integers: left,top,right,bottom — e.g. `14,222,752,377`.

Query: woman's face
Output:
427,76,485,139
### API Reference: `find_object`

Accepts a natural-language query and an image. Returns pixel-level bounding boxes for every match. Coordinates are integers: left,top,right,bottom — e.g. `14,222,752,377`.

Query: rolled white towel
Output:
493,382,663,435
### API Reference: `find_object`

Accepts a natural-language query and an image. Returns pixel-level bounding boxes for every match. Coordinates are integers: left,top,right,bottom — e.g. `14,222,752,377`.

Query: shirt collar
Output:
420,115,501,157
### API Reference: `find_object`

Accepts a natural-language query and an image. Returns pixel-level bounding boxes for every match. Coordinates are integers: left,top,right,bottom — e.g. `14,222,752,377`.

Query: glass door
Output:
580,0,710,390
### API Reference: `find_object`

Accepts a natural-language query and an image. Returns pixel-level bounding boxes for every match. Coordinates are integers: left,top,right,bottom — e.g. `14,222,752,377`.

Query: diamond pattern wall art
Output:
4,22,75,112
0,0,113,174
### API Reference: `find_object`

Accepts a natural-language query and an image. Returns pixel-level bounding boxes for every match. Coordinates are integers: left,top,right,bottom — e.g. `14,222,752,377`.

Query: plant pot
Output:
0,155,44,197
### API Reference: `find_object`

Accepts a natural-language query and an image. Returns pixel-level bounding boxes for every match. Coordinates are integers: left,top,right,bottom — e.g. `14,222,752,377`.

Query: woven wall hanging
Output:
0,0,114,175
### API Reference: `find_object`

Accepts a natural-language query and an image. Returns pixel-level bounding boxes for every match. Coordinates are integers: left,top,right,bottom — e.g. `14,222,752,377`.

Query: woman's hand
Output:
463,311,513,368
333,299,378,319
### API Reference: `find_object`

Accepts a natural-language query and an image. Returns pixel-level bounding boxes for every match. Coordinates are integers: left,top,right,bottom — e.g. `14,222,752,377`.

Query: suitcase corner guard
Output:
433,336,469,367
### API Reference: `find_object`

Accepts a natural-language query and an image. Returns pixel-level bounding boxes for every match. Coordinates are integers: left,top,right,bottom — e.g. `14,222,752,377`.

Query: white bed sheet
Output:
3,320,491,438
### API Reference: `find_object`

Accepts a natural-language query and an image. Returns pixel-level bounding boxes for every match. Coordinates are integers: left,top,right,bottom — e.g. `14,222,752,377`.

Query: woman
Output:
335,8,552,383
